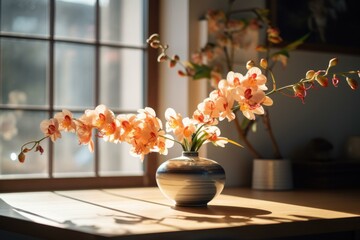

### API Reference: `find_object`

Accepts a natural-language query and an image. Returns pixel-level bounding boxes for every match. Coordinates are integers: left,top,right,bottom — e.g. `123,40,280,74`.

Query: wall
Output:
158,0,188,158
159,0,360,187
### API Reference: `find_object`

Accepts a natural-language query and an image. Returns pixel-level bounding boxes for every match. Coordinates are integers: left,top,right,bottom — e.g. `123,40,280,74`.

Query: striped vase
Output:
156,151,226,207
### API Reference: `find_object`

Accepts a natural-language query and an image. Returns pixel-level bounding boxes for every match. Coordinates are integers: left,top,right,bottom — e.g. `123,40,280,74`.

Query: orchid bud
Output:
293,83,307,103
346,77,358,90
267,27,283,44
173,55,180,61
157,53,167,62
328,58,338,68
332,75,339,87
169,60,176,68
260,58,268,69
268,35,283,44
293,83,306,96
18,152,26,163
255,45,267,52
246,60,255,70
150,40,160,49
22,147,30,153
305,70,315,79
146,33,159,43
35,145,44,154
178,70,186,77
315,75,328,87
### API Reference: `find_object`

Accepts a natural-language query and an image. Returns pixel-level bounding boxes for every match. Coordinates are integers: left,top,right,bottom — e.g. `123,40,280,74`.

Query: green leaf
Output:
240,118,255,136
191,63,212,80
240,118,252,130
284,33,310,51
271,33,310,59
271,49,290,59
240,117,258,136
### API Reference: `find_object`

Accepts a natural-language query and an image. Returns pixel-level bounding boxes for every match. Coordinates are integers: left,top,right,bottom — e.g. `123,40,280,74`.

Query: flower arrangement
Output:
18,104,242,162
146,5,359,159
17,5,359,164
18,56,358,163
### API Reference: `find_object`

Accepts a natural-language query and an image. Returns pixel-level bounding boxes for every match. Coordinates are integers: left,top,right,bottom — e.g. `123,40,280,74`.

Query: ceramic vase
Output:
156,151,226,207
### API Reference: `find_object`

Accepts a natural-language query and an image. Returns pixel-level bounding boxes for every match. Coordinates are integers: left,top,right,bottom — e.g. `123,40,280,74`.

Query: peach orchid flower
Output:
54,109,76,132
40,118,61,142
76,113,95,152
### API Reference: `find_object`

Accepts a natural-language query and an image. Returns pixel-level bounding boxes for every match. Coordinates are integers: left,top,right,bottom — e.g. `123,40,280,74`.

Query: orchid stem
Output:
261,111,282,159
233,112,262,159
21,136,48,152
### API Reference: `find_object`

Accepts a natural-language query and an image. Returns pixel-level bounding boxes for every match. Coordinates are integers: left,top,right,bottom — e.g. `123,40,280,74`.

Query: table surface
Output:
0,187,359,240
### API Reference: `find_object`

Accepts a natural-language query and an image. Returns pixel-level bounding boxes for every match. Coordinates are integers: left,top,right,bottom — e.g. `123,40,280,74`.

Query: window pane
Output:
54,43,95,108
53,133,94,177
0,110,48,178
100,0,144,45
0,0,151,184
0,38,48,106
55,0,96,41
100,47,143,110
0,0,48,36
99,141,143,176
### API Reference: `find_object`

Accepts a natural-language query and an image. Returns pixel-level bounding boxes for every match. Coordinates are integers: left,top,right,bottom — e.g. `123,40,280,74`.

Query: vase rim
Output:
253,158,289,160
182,151,199,157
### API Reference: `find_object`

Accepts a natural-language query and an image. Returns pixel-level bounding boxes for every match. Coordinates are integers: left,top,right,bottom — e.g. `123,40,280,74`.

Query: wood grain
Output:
0,187,359,240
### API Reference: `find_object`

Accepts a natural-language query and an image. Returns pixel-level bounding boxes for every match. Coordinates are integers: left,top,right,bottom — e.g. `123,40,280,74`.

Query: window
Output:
0,0,159,191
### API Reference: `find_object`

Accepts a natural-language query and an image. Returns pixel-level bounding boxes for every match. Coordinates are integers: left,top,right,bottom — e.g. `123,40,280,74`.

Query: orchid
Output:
18,99,242,162
17,54,358,163
40,118,61,142
147,31,359,159
146,0,360,160
17,3,360,165
54,109,76,132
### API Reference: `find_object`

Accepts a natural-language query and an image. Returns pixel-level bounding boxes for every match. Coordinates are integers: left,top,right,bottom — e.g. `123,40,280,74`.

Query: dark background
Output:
268,0,360,54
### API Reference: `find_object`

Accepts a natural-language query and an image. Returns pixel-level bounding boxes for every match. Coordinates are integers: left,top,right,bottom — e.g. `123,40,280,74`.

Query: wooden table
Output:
0,187,359,240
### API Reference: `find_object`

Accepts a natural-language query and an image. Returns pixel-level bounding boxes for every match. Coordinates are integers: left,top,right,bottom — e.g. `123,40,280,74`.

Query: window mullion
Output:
94,0,101,177
48,0,56,178
144,0,160,186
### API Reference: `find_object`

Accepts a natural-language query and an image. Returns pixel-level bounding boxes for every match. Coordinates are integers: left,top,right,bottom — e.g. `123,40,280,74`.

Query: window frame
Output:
0,0,159,192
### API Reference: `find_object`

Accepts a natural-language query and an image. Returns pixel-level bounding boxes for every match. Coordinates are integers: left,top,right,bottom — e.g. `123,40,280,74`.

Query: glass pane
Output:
0,110,48,178
54,43,95,108
55,0,96,40
99,141,143,176
0,0,48,36
100,0,144,45
100,47,143,110
53,112,94,177
0,38,48,106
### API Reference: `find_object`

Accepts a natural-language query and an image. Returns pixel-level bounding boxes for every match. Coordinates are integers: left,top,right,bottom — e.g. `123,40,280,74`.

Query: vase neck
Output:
182,151,199,157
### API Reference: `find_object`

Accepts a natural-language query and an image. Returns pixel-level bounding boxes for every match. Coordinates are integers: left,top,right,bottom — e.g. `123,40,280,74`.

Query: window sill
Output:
0,187,359,240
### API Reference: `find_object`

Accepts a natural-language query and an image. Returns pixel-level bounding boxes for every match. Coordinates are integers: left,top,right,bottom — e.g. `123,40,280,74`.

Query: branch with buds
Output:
147,33,359,159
